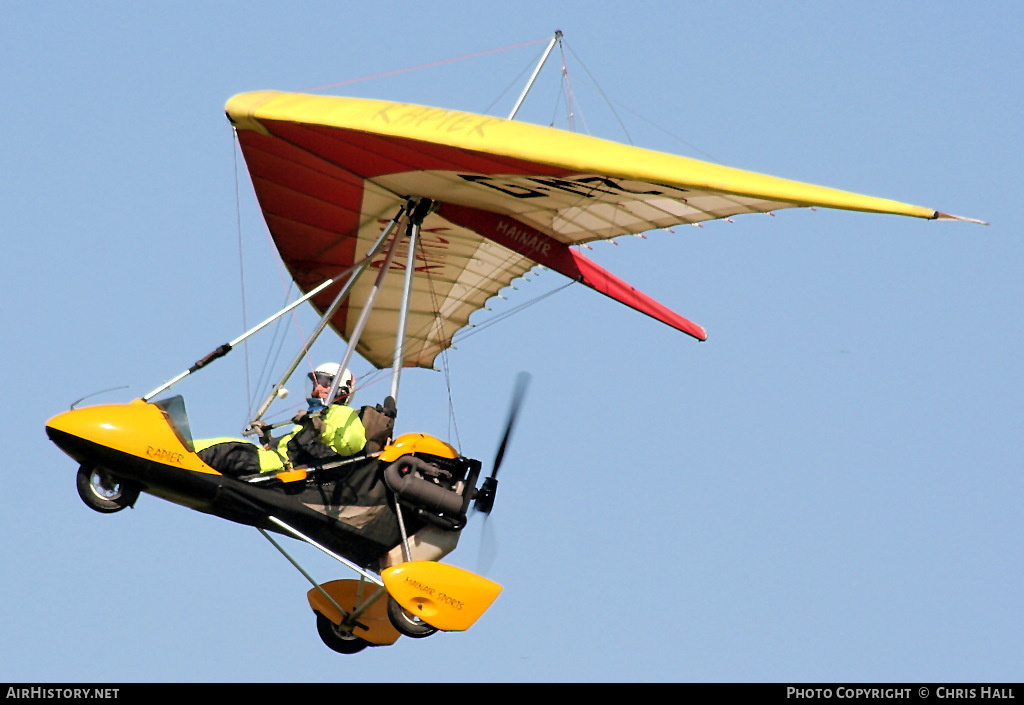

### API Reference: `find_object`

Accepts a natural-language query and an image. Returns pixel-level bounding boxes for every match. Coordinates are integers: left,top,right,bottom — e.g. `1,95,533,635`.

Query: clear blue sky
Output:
4,1,1020,683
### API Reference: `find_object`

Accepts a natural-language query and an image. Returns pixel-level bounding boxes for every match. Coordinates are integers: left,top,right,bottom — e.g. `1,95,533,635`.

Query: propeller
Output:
473,371,531,516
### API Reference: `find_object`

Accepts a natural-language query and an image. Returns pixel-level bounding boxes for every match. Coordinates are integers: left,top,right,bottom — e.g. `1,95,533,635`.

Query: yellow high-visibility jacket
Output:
194,404,367,475
271,403,367,471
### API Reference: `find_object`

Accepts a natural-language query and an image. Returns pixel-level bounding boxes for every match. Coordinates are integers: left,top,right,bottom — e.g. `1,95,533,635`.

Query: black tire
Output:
76,465,140,514
315,613,370,654
386,597,438,639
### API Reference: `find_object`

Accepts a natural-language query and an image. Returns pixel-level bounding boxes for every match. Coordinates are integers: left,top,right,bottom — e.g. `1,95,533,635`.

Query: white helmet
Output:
309,362,355,404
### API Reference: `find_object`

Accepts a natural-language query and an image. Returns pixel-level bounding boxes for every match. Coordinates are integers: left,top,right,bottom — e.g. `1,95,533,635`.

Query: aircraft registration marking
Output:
458,174,679,200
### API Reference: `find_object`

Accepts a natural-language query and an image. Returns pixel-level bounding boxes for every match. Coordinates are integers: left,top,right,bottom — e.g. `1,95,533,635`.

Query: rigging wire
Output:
231,129,253,416
449,274,574,347
414,232,463,449
351,269,575,387
482,48,545,116
515,41,689,242
231,129,320,424
299,37,551,93
597,96,724,162
562,40,720,161
557,41,585,134
561,41,632,144
546,78,567,129
234,128,294,423
321,264,576,431
248,285,303,420
358,229,552,448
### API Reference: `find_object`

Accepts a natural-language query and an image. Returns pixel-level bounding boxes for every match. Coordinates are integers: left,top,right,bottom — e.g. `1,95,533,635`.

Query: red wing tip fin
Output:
567,255,708,343
934,211,989,225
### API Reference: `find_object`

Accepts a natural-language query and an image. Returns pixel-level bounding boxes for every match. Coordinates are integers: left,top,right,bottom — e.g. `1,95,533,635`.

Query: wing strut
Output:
508,30,562,120
245,202,409,433
326,197,435,408
390,198,434,399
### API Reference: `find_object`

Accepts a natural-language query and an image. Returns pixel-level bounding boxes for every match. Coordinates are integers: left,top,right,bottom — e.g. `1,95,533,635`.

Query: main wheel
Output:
315,613,370,654
386,597,438,639
76,465,140,514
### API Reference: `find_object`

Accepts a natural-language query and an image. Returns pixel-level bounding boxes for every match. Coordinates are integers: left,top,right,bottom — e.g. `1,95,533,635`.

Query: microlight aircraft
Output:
45,37,983,653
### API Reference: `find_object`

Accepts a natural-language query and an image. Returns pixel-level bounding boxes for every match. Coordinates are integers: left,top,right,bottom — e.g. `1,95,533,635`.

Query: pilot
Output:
275,362,395,467
194,363,396,477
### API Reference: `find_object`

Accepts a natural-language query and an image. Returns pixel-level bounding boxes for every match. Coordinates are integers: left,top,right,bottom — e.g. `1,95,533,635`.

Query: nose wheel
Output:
387,597,438,638
76,465,140,513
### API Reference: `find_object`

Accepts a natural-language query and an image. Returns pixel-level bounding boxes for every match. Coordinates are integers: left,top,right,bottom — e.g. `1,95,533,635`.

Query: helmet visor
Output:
309,372,334,388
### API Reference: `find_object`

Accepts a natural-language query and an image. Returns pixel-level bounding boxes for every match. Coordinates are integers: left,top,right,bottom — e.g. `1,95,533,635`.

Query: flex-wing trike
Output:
46,199,521,654
46,44,983,651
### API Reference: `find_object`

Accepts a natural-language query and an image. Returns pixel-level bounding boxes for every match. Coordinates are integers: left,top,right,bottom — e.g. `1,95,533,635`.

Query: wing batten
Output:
438,203,707,341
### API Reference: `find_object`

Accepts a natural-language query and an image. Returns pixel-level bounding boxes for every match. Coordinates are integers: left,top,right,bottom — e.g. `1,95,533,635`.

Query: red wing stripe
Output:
438,203,707,341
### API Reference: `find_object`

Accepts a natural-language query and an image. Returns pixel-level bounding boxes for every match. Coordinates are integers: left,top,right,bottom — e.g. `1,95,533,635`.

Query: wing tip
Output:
688,325,709,342
934,211,989,225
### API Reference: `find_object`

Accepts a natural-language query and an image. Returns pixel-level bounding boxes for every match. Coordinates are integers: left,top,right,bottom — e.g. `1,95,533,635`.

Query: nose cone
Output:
46,400,211,474
46,400,150,460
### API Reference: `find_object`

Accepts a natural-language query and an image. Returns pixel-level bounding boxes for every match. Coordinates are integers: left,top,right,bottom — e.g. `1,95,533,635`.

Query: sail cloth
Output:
226,91,979,369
